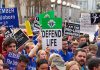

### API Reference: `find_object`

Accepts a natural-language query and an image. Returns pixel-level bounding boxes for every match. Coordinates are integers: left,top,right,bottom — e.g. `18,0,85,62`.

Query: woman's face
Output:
39,51,47,60
38,63,48,70
69,64,80,70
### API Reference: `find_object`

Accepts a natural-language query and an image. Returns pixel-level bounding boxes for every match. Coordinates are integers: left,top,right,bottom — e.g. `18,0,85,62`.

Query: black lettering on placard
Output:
42,30,62,38
47,39,57,46
42,30,45,37
64,23,80,37
14,29,29,49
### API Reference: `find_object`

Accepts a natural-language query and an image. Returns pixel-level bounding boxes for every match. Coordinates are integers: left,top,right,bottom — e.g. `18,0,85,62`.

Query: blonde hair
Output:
65,61,80,70
89,44,98,51
36,50,47,62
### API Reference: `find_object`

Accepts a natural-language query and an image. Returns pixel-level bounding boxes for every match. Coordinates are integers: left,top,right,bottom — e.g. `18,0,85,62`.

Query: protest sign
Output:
42,18,62,50
38,10,54,25
0,8,19,28
14,29,29,49
4,28,14,38
80,13,96,34
29,17,41,35
64,23,80,37
5,52,20,70
90,13,100,24
25,20,33,36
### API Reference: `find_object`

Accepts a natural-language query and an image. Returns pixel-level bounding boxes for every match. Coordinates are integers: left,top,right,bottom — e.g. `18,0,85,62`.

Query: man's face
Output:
72,45,78,53
0,60,3,70
79,38,86,44
17,61,27,70
74,51,86,66
62,41,68,50
6,43,16,53
38,63,48,70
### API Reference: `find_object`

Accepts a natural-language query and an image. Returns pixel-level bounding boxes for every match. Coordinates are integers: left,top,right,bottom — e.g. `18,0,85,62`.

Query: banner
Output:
90,13,100,24
14,29,29,49
64,23,80,37
38,10,54,25
25,20,33,36
5,52,20,70
30,17,41,35
0,8,19,28
80,13,96,34
42,18,62,50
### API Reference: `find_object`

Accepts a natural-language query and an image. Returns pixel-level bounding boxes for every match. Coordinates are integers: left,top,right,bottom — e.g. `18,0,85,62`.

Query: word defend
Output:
42,18,62,50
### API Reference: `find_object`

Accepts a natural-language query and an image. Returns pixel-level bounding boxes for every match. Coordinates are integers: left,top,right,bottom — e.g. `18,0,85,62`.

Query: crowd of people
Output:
0,24,100,70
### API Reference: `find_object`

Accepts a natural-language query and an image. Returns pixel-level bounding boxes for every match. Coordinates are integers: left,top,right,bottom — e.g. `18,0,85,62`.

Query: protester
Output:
2,37,17,57
88,44,98,56
74,49,87,70
36,59,49,70
37,50,47,62
48,53,66,70
65,61,80,70
71,40,79,53
78,35,87,44
87,58,100,70
16,55,29,70
78,42,89,53
59,37,73,62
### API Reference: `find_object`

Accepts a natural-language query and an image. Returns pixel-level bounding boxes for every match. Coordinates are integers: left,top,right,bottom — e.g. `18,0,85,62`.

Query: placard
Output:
14,29,29,48
0,8,19,28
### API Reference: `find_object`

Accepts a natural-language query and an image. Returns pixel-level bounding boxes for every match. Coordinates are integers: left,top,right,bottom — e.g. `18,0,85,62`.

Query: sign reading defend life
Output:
42,18,62,50
0,8,19,28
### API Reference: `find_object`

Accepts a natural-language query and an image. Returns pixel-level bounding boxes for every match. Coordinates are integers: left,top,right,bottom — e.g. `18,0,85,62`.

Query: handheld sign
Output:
38,10,54,25
90,13,100,24
64,23,80,37
0,8,19,28
5,52,20,70
42,18,62,50
80,13,96,34
25,20,33,36
29,17,41,35
14,29,29,49
5,28,14,38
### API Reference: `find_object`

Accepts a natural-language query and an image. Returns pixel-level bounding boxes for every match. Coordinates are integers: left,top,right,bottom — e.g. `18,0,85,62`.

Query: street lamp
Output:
51,0,56,3
50,0,56,10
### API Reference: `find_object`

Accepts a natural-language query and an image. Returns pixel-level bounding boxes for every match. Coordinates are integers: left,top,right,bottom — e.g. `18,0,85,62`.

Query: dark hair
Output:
2,37,17,51
74,49,87,56
18,55,29,64
88,58,100,70
36,59,48,70
3,63,9,69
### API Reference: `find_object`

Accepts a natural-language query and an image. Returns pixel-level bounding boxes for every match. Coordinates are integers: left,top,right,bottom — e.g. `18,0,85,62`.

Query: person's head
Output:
37,50,47,62
24,42,34,54
50,54,65,70
89,44,98,56
62,37,68,51
49,53,63,66
88,58,100,70
2,37,17,53
74,49,87,66
79,35,86,44
65,61,80,70
37,59,48,70
71,40,79,53
84,34,89,40
17,55,29,70
78,42,89,53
